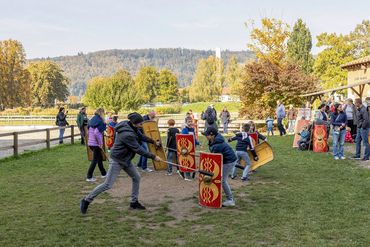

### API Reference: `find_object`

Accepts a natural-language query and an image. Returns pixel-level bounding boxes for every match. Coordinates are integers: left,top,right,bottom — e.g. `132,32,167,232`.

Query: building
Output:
341,55,370,99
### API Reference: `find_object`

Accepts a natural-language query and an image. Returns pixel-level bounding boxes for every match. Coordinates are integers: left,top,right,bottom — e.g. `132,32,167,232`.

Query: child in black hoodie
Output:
166,119,180,175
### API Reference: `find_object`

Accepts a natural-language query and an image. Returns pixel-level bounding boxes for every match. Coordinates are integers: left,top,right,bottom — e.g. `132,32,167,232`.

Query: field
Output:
1,136,370,246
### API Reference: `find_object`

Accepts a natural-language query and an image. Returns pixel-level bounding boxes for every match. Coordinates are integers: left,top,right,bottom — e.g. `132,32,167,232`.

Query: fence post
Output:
71,125,74,144
46,129,50,149
13,132,18,156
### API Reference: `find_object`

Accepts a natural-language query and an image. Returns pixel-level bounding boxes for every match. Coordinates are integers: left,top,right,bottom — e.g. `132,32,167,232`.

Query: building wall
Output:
347,66,370,99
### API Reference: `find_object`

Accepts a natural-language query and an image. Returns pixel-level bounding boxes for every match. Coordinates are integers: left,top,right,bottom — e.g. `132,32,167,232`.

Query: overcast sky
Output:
1,0,368,58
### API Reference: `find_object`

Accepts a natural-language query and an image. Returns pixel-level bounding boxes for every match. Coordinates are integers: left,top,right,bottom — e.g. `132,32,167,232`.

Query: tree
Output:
27,61,69,106
313,33,355,90
287,19,314,73
189,56,224,102
0,39,31,108
134,66,159,103
349,20,370,57
246,18,290,66
225,56,243,95
156,69,179,103
240,60,318,119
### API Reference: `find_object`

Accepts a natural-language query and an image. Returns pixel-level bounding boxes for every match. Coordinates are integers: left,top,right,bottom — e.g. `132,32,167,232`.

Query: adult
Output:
219,107,231,134
76,106,88,145
352,99,370,161
86,108,107,182
330,104,347,160
343,99,357,139
56,107,69,144
276,100,286,136
201,105,218,131
137,110,156,172
287,105,296,134
80,112,162,214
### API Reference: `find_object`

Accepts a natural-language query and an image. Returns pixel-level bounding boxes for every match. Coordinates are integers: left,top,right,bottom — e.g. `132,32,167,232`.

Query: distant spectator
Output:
343,98,357,139
287,105,296,134
76,106,88,145
275,100,286,136
352,98,370,161
56,107,69,144
219,107,231,134
266,116,274,136
201,105,218,131
330,104,347,160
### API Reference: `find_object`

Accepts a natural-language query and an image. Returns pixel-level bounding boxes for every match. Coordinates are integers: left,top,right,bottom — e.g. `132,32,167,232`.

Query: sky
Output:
0,0,368,58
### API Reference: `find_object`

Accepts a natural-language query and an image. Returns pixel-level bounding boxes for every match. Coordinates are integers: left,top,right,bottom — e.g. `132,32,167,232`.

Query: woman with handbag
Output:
330,104,347,160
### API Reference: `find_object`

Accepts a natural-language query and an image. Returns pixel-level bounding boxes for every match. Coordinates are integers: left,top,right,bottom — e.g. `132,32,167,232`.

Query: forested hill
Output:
32,48,254,96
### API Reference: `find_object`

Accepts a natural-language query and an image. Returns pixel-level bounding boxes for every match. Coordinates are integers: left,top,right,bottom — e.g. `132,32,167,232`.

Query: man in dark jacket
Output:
203,127,237,207
80,112,161,214
76,107,88,145
353,99,370,161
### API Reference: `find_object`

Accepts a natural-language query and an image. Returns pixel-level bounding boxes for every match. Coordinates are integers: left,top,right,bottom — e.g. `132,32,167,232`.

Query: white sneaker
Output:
334,156,339,160
184,178,192,181
222,200,236,207
143,168,153,172
166,172,173,176
86,177,96,182
340,157,346,160
101,175,107,179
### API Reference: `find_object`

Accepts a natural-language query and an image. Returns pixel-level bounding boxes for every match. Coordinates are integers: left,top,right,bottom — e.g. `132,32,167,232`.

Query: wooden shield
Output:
176,134,196,173
84,126,107,161
142,121,167,170
249,132,258,146
293,120,311,147
313,125,328,153
249,141,274,171
199,152,222,208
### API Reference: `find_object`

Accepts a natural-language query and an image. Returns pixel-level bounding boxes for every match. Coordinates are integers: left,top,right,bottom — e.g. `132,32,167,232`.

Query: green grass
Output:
181,102,240,113
1,136,370,246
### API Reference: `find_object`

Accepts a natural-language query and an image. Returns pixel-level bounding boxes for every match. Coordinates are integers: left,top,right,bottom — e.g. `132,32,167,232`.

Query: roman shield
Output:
176,134,196,173
249,132,258,146
142,121,167,170
313,124,328,153
199,152,222,208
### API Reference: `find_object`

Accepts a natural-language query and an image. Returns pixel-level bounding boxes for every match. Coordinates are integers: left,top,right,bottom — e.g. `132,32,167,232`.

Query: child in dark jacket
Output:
166,119,180,175
228,124,258,181
203,127,237,207
248,120,267,143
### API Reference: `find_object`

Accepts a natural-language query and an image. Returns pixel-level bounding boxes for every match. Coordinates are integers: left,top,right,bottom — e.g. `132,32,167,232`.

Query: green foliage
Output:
189,56,224,102
287,19,314,73
134,66,159,103
154,105,182,114
0,39,31,108
155,69,179,103
27,60,70,106
225,56,243,94
349,20,370,57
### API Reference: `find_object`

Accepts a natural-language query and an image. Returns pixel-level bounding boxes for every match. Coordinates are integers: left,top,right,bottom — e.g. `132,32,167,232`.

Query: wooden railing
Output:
0,125,80,156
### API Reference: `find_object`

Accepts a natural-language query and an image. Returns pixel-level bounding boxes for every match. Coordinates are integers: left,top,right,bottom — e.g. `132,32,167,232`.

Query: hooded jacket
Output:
110,120,155,166
88,114,106,133
208,133,237,164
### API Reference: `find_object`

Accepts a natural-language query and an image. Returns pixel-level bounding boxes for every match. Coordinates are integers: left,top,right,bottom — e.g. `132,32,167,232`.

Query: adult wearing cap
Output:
203,127,237,207
76,106,88,145
80,112,162,214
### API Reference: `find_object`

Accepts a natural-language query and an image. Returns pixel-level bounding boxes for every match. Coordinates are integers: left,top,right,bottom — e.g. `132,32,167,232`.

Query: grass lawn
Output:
1,136,370,246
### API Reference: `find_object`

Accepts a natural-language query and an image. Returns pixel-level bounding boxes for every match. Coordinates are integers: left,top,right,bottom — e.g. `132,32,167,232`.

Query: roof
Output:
300,79,370,97
341,56,370,69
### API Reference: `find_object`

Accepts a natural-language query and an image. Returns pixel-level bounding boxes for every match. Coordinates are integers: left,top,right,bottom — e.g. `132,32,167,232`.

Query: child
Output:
228,123,258,181
181,117,200,181
345,127,354,143
106,115,118,151
202,127,237,207
265,116,274,136
166,119,180,175
297,125,310,150
248,121,267,143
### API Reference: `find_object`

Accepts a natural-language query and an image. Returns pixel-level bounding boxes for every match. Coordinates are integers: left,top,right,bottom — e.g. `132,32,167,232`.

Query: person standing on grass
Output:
287,105,296,134
201,105,218,131
56,107,69,144
86,108,107,182
352,98,370,161
276,100,286,136
266,116,274,136
80,112,162,214
166,119,180,175
202,127,237,207
343,98,357,139
219,107,231,134
330,104,347,160
137,110,156,173
76,106,88,145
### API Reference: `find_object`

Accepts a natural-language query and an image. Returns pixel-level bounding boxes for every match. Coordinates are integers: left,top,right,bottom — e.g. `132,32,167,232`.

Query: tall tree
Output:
134,66,159,103
349,20,370,57
225,56,243,95
247,18,290,66
287,19,314,73
0,39,31,108
27,61,69,106
156,69,179,103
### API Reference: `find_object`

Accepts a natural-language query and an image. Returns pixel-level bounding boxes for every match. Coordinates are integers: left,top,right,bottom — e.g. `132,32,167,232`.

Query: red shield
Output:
249,132,258,146
199,152,222,208
106,125,115,149
293,120,311,147
176,134,196,173
313,125,328,152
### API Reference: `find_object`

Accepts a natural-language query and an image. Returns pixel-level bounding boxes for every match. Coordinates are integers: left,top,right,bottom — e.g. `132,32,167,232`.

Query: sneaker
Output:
86,177,96,182
351,156,361,160
130,201,146,210
101,175,107,179
361,158,369,161
241,176,249,181
334,156,339,160
80,199,90,214
340,157,346,160
230,175,237,180
166,172,173,176
184,178,192,181
222,200,236,207
142,168,153,172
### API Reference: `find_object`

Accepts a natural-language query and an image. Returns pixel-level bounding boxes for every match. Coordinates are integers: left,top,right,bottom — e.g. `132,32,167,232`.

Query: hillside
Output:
32,48,254,96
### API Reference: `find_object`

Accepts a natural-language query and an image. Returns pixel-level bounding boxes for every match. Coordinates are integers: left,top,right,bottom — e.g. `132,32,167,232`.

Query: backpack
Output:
55,115,59,126
206,109,217,124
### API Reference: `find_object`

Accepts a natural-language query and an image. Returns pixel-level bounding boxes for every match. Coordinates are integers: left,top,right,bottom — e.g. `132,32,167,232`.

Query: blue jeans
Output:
222,161,236,201
166,151,178,173
137,142,148,170
267,127,274,136
232,151,251,178
223,122,228,134
355,128,369,159
332,129,346,158
59,127,65,143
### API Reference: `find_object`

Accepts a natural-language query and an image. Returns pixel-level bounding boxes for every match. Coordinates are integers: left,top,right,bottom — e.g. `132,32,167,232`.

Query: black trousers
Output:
79,126,86,144
277,118,286,136
87,146,107,179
